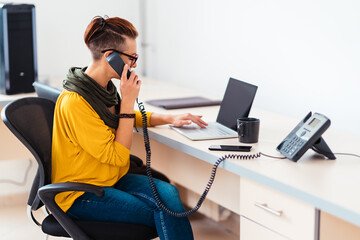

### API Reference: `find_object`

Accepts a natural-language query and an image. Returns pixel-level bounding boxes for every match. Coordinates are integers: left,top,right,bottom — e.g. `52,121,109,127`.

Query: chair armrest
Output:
39,182,104,197
38,182,105,240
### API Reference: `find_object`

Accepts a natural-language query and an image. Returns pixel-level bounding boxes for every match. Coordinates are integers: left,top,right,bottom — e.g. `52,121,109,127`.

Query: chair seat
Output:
42,214,158,240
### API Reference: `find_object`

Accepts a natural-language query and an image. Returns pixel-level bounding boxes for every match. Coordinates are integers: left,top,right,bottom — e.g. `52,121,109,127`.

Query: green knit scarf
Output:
63,67,120,129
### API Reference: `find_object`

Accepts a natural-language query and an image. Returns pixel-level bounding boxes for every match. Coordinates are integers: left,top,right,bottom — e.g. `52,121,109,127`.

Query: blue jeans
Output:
67,174,194,240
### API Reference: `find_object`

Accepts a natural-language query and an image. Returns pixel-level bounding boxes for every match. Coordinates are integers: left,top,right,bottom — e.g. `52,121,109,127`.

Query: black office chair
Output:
1,97,161,240
32,81,169,182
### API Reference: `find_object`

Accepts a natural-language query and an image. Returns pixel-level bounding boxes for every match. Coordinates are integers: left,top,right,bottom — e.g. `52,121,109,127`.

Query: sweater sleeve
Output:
134,110,152,127
60,93,130,167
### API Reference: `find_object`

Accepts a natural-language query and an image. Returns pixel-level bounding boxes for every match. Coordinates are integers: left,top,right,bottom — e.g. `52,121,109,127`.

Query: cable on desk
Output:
333,153,360,158
311,146,360,159
137,99,287,218
0,158,32,186
260,152,287,159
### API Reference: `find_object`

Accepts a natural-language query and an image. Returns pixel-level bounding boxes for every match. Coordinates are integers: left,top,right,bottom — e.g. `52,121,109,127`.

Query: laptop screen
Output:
216,78,258,130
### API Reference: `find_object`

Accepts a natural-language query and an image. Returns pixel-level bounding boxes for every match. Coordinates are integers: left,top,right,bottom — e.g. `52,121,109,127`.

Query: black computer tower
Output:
0,3,37,95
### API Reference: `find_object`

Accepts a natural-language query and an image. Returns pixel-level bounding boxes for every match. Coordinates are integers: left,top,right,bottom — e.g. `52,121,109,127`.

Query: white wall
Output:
9,0,142,79
145,0,360,136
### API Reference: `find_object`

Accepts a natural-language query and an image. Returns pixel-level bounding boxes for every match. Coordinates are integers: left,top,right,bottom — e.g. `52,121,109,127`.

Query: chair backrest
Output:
1,97,55,210
33,82,62,103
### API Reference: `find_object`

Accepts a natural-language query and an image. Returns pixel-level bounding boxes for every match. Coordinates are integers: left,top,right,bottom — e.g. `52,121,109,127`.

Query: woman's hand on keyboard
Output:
171,113,208,128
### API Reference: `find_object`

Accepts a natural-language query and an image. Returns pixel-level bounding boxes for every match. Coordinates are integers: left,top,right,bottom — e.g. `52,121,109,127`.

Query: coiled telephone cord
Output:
137,99,285,218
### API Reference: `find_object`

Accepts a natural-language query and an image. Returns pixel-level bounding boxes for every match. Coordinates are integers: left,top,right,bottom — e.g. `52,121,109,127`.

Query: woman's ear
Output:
102,50,113,58
102,51,114,69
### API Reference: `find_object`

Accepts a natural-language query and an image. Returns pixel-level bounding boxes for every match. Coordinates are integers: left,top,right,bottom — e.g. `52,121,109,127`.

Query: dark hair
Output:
84,16,138,60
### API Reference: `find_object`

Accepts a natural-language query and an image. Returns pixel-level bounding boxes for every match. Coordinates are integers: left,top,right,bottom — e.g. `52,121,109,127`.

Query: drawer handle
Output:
254,202,283,216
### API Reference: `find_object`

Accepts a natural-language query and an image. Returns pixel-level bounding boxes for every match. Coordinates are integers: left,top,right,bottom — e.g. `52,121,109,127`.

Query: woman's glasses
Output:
101,49,138,67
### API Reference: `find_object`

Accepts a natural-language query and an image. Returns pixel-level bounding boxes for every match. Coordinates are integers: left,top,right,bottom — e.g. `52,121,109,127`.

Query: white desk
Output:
131,78,360,239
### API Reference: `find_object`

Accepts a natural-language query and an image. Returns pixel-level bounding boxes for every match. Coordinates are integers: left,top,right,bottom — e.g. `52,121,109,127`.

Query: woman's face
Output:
121,37,138,69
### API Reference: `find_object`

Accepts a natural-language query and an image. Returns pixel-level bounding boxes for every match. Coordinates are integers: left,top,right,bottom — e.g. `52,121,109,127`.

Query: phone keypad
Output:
282,136,306,156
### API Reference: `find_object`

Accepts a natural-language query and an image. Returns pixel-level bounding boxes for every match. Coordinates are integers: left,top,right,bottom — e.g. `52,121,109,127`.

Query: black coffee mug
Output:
237,117,260,143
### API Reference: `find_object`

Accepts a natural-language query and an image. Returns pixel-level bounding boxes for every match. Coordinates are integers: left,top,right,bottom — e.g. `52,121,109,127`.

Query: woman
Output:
51,16,207,240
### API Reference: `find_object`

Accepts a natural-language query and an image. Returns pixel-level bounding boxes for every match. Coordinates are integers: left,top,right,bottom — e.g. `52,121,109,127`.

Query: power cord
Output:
0,158,32,186
311,146,360,159
136,99,285,217
334,153,360,158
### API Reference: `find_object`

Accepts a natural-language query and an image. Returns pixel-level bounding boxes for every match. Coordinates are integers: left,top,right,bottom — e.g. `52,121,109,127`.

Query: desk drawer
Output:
240,178,316,240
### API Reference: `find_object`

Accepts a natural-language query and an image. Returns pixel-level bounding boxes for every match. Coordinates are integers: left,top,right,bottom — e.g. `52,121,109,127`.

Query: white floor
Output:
0,204,238,240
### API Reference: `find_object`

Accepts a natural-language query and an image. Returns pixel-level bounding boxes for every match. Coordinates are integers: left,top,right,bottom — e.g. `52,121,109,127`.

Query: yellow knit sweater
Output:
52,91,151,212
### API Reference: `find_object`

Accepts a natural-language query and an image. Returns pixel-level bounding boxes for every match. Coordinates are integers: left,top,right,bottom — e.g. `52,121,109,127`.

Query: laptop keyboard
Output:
189,124,231,136
172,122,237,139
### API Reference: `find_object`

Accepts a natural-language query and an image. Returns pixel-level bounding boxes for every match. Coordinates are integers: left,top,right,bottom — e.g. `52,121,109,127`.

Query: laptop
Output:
170,78,258,140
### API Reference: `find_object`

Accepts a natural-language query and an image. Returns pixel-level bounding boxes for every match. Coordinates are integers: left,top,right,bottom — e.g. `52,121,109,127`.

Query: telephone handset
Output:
277,112,336,161
106,51,131,79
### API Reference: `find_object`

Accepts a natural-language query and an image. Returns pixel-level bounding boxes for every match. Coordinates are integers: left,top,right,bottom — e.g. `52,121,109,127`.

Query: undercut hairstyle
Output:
84,16,138,60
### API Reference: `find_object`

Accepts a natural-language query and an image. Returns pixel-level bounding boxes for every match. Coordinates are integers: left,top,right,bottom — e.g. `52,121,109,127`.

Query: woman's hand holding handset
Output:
116,64,140,149
119,64,141,108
